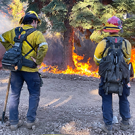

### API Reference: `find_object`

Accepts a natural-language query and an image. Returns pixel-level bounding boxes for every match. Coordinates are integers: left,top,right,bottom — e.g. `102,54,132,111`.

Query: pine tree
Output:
71,0,135,45
42,0,82,69
20,0,135,69
21,0,82,69
20,0,46,13
113,0,135,46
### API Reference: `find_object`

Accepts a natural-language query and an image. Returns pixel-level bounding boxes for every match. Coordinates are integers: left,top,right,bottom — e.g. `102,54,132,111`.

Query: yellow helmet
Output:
103,16,122,33
19,11,41,24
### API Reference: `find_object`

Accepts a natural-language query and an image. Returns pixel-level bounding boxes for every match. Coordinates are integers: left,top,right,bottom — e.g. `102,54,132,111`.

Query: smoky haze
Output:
0,12,13,68
0,13,13,34
43,30,98,71
0,13,98,71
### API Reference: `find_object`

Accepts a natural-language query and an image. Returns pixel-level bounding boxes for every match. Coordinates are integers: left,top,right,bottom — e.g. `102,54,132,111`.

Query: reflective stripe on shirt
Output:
39,42,48,47
126,58,131,61
94,55,102,61
0,35,5,42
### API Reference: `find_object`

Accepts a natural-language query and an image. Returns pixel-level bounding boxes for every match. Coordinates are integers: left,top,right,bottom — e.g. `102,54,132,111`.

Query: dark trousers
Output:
9,71,41,125
99,77,131,125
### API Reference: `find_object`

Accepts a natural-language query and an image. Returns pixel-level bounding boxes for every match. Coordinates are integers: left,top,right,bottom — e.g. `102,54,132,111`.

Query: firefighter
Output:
94,16,132,134
0,11,48,130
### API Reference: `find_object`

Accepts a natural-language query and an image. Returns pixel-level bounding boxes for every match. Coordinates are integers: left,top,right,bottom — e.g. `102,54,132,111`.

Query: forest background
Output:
0,0,135,73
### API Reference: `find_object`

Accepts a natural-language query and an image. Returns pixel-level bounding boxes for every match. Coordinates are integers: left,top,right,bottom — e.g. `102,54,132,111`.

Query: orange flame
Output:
39,46,99,78
39,48,135,78
130,48,135,77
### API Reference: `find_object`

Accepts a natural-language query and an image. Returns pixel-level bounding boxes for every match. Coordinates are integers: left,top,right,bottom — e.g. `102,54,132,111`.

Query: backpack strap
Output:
15,27,36,56
123,39,129,55
102,37,111,57
102,36,125,57
15,27,24,36
14,27,24,43
22,28,36,57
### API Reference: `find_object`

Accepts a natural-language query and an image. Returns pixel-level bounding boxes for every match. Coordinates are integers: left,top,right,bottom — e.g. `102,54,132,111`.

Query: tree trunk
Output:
62,0,76,70
62,19,75,69
34,0,44,11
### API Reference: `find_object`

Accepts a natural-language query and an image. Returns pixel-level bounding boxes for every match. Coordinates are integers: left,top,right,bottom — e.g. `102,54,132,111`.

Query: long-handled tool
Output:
2,72,11,124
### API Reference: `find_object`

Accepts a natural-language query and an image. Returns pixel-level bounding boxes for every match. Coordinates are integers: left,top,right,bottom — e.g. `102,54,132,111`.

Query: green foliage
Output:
100,5,115,24
113,0,135,14
20,0,47,14
69,1,101,29
42,0,67,32
112,0,135,46
119,17,135,46
26,2,40,13
20,0,135,46
70,0,135,45
70,0,113,32
37,14,48,33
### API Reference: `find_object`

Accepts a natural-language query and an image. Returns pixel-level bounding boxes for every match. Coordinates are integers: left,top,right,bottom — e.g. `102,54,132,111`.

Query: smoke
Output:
0,12,98,71
0,12,13,68
74,29,98,71
43,33,63,67
43,30,98,71
0,12,13,34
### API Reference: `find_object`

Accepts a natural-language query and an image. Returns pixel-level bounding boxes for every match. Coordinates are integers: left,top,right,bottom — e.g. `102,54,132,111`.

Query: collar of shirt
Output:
22,24,34,30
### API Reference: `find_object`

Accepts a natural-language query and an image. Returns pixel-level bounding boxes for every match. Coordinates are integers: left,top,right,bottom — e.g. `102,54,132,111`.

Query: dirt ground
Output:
0,70,135,135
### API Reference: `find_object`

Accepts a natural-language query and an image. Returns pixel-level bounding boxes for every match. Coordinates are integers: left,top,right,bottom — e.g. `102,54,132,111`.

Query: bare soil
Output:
0,70,135,135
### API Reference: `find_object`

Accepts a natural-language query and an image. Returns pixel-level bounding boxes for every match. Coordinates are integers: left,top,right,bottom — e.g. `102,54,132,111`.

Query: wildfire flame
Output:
39,46,99,78
40,47,135,78
130,48,135,77
1,7,134,78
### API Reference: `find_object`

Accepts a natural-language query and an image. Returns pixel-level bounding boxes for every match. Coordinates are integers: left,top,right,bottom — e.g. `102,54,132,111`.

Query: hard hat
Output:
103,16,122,33
19,11,41,24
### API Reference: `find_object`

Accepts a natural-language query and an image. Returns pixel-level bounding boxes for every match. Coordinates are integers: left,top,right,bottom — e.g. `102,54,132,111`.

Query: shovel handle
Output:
3,72,11,111
2,72,11,123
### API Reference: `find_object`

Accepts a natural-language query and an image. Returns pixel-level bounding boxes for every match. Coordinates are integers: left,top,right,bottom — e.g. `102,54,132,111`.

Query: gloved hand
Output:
31,56,40,68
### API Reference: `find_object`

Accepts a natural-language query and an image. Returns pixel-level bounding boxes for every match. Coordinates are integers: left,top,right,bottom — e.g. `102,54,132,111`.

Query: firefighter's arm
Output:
122,40,131,63
94,40,106,66
35,31,48,65
0,29,15,50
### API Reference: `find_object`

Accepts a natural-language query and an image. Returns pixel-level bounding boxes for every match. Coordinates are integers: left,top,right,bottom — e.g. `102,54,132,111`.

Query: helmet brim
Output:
103,21,121,33
19,14,41,24
19,17,24,24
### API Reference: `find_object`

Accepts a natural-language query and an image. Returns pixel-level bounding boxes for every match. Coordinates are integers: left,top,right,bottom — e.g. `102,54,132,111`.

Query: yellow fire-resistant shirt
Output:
94,34,131,66
0,24,48,72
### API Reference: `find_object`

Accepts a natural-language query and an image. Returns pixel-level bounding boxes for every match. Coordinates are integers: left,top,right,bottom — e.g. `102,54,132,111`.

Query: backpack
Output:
98,37,130,96
2,27,37,71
